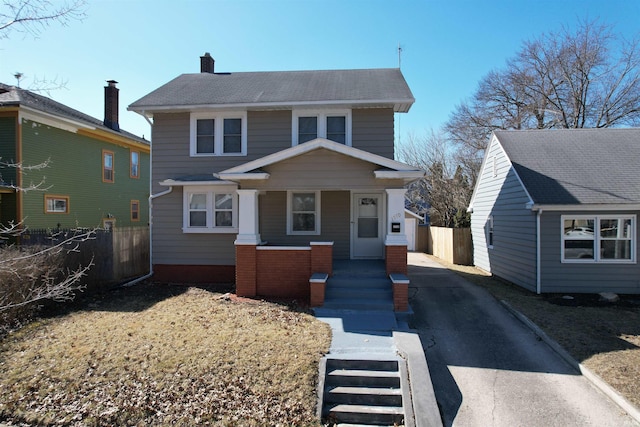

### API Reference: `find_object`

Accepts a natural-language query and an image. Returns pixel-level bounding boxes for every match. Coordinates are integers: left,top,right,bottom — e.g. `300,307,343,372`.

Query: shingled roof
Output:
495,128,640,205
0,83,147,144
128,68,415,113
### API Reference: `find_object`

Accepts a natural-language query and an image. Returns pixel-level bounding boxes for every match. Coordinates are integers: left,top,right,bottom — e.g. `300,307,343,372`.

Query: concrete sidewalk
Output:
408,252,639,427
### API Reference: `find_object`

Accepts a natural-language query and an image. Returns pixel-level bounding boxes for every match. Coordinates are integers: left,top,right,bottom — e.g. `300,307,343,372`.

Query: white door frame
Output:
351,191,386,259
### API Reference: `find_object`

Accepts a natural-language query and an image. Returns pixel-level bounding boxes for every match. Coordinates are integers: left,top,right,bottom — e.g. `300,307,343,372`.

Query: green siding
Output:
20,119,149,229
0,115,18,224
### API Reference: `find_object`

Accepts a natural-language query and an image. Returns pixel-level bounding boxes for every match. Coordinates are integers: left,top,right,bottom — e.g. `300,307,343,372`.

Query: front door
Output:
352,193,384,258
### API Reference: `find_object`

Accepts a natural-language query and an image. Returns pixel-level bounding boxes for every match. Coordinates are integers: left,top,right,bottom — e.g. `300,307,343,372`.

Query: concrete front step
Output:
322,299,394,311
325,287,392,300
326,369,401,388
326,404,404,425
327,359,399,371
327,277,392,289
325,386,403,406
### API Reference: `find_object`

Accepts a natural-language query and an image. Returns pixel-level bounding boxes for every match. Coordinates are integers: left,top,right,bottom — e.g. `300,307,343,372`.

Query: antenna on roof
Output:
14,72,23,87
397,43,403,69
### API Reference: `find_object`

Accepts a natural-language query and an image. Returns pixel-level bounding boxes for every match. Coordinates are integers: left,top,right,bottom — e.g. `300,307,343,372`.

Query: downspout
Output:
121,112,161,288
536,209,542,294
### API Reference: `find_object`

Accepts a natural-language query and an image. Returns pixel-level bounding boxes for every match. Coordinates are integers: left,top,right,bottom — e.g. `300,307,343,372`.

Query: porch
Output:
235,242,411,313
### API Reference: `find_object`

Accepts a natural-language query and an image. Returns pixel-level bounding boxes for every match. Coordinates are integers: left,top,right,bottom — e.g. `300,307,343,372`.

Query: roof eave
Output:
530,203,640,211
128,98,415,114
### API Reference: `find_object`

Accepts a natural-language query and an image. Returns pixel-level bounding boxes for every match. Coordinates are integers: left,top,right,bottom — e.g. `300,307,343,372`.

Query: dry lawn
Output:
428,255,640,410
0,283,331,426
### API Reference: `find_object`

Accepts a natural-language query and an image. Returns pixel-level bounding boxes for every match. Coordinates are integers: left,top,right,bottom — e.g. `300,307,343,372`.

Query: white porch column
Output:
235,189,261,245
385,188,408,246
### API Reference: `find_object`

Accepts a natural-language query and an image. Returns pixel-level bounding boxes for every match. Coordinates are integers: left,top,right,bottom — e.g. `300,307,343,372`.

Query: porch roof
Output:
217,138,424,183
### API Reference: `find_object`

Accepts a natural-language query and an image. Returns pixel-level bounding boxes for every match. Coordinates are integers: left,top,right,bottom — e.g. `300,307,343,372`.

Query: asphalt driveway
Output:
407,252,638,427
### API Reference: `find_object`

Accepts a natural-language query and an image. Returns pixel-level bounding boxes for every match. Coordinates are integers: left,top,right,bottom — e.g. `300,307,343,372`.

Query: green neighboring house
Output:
0,81,150,231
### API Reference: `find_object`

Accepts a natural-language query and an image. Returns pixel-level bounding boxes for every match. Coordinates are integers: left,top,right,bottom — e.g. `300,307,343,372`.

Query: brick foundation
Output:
153,264,235,283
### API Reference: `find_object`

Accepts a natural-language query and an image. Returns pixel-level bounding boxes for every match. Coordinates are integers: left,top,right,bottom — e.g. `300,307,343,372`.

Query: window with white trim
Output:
183,186,238,233
562,215,635,263
287,191,321,235
292,110,351,146
190,112,247,156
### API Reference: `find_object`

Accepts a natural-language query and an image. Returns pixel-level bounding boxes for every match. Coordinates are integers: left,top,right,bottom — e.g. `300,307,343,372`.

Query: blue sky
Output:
2,0,639,141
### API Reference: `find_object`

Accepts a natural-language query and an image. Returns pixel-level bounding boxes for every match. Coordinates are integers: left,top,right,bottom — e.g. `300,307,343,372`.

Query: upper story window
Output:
292,110,351,146
131,200,140,221
562,215,635,263
103,150,114,183
130,151,140,178
183,185,238,233
190,112,247,156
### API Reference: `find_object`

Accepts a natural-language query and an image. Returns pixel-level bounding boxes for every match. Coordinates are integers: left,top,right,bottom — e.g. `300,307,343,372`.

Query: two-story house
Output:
129,53,422,307
0,81,150,231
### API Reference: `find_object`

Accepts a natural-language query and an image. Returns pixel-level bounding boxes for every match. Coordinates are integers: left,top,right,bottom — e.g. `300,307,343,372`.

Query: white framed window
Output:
486,215,494,249
562,215,635,263
287,191,321,235
190,112,247,156
292,109,351,146
183,186,238,233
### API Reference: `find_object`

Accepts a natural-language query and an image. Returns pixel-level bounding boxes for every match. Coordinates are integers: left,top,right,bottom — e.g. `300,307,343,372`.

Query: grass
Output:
427,255,640,410
0,283,332,426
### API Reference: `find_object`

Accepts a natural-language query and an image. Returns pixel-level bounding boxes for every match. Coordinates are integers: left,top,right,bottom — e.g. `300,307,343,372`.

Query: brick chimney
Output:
104,80,119,131
200,52,215,73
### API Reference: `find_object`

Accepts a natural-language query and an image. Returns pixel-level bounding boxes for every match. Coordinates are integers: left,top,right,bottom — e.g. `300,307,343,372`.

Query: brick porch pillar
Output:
235,189,261,297
311,242,333,276
235,245,257,297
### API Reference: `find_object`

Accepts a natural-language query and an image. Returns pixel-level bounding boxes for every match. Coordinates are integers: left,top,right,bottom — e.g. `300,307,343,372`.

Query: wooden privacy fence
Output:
418,225,473,265
21,227,150,291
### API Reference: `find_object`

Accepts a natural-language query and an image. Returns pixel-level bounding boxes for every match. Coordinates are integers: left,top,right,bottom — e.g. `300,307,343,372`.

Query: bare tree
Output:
0,162,94,332
446,19,640,181
0,0,86,39
398,131,472,227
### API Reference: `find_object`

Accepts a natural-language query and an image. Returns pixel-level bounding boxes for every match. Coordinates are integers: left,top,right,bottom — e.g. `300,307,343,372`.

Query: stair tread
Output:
328,386,402,395
328,369,400,378
329,404,404,414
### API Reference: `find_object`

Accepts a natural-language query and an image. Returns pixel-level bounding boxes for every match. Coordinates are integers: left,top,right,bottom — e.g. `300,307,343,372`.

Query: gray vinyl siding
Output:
150,107,398,266
151,109,396,193
151,187,236,265
250,149,403,191
470,137,537,291
259,191,351,259
352,108,395,159
539,210,640,294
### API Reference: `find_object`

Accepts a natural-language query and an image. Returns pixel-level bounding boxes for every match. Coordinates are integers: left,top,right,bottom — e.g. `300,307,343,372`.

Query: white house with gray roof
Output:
128,53,422,307
469,128,640,294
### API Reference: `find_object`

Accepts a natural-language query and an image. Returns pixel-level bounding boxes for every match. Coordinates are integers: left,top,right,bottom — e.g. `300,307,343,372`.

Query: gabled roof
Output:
495,128,640,206
217,138,424,182
128,68,415,114
0,83,147,146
